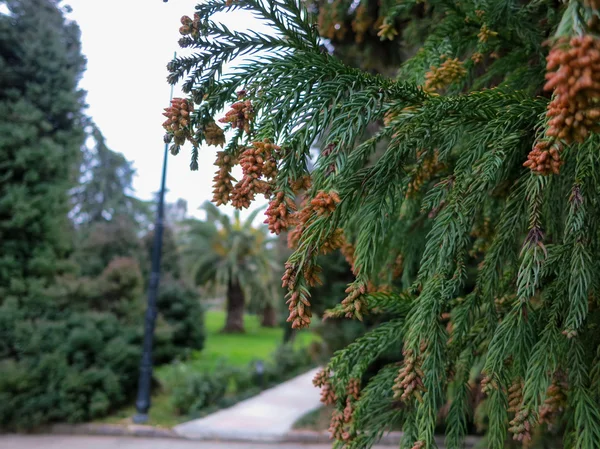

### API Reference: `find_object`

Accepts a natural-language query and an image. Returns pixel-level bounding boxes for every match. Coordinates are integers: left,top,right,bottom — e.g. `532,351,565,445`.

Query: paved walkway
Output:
0,435,395,449
174,367,323,442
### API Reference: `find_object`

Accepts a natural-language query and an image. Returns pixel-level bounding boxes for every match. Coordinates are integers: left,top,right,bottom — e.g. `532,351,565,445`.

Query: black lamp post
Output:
133,81,174,424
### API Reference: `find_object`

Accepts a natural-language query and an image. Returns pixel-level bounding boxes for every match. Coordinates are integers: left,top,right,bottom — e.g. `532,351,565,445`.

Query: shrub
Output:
170,364,231,415
0,262,206,429
169,344,317,417
156,278,205,354
0,311,141,430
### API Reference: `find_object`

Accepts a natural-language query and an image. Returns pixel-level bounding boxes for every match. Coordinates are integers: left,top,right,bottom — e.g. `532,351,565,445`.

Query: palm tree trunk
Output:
223,280,245,333
260,303,277,327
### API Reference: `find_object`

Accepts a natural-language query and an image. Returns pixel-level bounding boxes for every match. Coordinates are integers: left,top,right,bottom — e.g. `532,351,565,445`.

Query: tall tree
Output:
181,202,278,333
166,1,600,448
0,0,86,305
71,123,149,226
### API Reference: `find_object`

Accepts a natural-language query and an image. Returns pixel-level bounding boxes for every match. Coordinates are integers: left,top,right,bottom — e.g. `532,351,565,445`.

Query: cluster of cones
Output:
328,378,361,443
211,151,236,206
313,368,337,405
339,282,368,320
204,122,225,147
508,407,533,445
392,344,427,403
284,289,312,329
424,56,466,92
264,191,297,235
287,191,341,249
230,140,280,209
162,98,193,147
351,4,373,44
544,35,600,144
523,139,563,175
219,100,254,134
210,140,280,208
179,14,201,38
538,376,568,426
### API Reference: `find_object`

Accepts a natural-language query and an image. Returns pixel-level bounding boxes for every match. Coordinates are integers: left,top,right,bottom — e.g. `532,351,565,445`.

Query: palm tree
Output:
180,201,278,333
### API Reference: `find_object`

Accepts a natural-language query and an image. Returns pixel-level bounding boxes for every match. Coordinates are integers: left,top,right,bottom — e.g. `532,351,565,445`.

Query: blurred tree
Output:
75,216,143,277
181,202,278,332
0,0,86,294
70,123,150,226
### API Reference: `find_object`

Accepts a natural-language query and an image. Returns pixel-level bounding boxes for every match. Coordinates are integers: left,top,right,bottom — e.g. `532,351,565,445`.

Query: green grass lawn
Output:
98,310,319,427
157,310,317,382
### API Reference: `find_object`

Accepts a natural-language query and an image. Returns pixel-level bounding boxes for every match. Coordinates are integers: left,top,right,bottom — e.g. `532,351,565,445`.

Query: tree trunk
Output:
260,303,277,327
223,280,245,333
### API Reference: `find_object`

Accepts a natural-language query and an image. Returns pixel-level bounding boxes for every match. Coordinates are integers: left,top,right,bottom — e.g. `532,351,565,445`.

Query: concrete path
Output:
0,435,396,449
174,367,323,442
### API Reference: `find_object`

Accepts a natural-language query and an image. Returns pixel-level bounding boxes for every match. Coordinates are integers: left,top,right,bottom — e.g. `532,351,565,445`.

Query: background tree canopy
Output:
0,0,205,429
165,1,600,448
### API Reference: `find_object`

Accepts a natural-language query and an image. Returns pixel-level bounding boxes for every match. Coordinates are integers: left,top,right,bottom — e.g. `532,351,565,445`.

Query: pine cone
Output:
544,35,600,144
392,347,426,403
523,139,563,175
425,57,467,92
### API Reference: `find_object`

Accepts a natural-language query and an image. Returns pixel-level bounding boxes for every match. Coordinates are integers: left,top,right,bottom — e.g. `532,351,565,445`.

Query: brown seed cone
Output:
211,151,236,206
313,368,331,387
343,397,354,423
523,139,563,175
320,381,337,405
310,190,341,215
351,4,373,44
507,379,524,413
264,191,296,235
321,228,345,254
508,407,533,445
219,100,254,134
341,283,368,320
425,57,467,92
303,264,323,287
544,35,600,144
392,347,426,403
346,378,361,400
539,375,568,426
204,121,226,147
328,410,345,441
286,290,312,329
162,98,193,139
289,174,312,193
228,140,280,209
340,241,358,275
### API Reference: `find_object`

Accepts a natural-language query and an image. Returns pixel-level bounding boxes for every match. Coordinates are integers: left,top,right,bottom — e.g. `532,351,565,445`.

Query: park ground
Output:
99,310,319,427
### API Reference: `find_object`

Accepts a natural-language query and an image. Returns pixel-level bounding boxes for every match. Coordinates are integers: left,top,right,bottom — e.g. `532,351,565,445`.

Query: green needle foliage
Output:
166,1,600,447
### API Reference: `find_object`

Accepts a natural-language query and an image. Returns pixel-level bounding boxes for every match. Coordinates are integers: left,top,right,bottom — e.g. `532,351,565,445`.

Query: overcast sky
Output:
65,0,267,220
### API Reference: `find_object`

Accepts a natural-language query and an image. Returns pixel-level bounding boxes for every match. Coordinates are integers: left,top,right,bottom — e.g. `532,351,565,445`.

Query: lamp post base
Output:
132,413,149,424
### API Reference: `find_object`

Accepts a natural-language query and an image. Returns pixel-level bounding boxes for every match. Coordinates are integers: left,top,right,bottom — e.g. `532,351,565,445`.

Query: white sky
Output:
65,0,267,220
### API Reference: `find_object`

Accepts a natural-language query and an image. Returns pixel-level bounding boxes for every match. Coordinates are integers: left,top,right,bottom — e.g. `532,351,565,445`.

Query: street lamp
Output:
133,78,175,424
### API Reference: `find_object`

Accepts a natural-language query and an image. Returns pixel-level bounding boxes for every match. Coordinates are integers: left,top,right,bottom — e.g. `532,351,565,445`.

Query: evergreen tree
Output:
166,1,600,448
0,0,85,295
71,123,149,226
